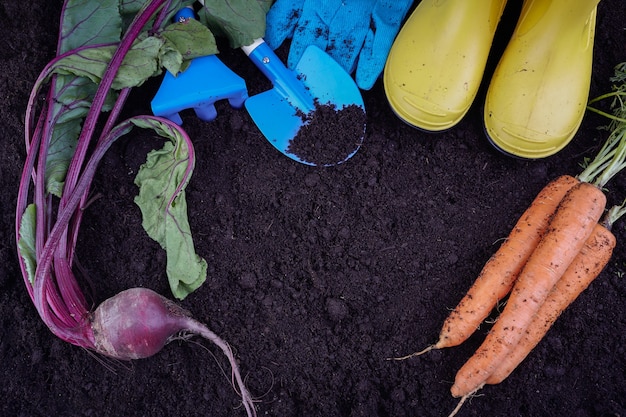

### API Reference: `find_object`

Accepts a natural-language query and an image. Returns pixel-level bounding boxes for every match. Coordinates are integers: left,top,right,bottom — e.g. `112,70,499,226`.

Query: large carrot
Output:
391,175,579,361
396,114,626,362
412,175,579,357
447,206,622,417
401,119,626,360
441,69,626,415
450,180,606,398
486,204,623,386
449,65,626,398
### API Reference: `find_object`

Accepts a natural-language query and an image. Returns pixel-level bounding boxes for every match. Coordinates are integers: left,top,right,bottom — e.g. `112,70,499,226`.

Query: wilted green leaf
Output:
131,117,207,300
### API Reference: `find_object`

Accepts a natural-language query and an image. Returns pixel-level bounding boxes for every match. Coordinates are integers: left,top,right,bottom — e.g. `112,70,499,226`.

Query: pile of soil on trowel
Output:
287,103,366,166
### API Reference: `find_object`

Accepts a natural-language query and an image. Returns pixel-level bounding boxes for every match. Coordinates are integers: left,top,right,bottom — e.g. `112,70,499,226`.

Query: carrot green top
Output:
581,62,626,188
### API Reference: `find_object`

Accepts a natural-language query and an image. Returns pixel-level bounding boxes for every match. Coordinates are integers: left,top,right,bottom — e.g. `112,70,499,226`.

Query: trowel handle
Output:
174,6,195,22
241,39,294,85
242,39,314,109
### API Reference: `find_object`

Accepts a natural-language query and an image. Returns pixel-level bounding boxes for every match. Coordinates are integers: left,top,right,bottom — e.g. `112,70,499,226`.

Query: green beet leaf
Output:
131,118,207,300
198,0,270,48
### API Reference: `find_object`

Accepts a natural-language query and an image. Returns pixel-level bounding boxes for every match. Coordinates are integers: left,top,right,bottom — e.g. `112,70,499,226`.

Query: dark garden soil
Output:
2,1,626,416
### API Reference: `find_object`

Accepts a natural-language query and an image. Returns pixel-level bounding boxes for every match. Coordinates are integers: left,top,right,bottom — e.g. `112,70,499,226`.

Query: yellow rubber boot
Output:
383,0,508,132
484,0,600,159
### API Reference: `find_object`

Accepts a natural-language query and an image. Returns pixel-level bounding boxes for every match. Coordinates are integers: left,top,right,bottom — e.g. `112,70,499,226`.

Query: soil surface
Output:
2,1,626,417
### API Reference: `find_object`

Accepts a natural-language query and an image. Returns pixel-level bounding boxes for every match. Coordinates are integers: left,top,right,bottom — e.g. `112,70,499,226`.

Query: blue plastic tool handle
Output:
175,6,195,21
244,40,315,112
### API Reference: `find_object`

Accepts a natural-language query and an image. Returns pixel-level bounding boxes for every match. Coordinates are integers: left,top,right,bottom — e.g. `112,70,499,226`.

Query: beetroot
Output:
91,288,256,416
92,288,193,360
15,2,257,416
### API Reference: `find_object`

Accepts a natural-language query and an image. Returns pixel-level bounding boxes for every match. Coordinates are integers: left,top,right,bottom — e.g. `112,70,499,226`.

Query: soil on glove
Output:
1,1,626,417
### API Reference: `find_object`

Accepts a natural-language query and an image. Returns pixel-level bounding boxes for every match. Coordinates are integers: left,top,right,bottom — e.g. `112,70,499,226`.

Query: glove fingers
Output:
287,0,339,68
327,26,369,75
287,18,329,69
357,29,393,90
355,0,413,89
265,0,305,49
371,0,413,31
326,0,377,74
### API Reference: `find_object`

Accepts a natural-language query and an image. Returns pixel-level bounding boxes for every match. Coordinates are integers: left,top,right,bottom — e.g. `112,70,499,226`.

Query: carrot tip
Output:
448,384,484,417
386,344,436,361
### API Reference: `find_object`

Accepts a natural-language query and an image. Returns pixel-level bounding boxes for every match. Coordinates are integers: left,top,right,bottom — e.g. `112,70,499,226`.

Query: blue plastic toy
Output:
151,55,248,125
150,7,248,125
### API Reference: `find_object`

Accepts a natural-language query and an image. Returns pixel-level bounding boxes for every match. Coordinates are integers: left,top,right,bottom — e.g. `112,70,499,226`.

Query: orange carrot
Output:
447,207,621,417
450,181,606,398
391,175,579,360
435,175,579,348
443,71,626,414
486,209,619,386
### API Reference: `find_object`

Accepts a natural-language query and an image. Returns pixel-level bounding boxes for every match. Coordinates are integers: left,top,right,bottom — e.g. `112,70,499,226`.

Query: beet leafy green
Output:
17,0,269,307
132,117,208,298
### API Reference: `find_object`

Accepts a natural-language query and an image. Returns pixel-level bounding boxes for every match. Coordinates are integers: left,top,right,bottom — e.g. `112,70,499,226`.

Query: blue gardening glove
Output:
265,0,413,90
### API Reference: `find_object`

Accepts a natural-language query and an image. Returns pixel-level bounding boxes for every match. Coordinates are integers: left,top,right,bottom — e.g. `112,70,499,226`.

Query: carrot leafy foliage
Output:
580,62,626,188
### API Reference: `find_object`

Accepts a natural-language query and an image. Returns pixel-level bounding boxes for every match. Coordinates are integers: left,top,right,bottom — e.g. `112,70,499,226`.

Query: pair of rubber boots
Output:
383,0,600,159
